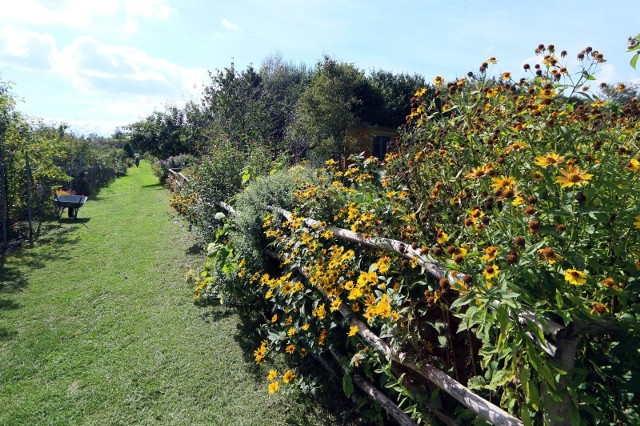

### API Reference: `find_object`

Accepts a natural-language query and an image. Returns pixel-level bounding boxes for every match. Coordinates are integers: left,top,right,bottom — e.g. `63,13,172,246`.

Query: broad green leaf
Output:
342,373,354,398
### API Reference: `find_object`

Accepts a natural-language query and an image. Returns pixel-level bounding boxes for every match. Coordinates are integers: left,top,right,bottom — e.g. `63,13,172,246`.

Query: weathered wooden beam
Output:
326,349,418,426
334,303,522,426
269,206,564,350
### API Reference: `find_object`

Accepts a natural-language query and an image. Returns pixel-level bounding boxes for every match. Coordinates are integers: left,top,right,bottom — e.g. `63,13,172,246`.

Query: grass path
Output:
0,162,347,425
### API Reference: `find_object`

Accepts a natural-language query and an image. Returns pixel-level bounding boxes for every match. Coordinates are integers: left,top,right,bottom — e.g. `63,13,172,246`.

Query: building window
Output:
372,136,390,161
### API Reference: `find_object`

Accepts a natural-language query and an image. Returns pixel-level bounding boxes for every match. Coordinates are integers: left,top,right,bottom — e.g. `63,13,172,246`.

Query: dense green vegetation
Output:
0,163,355,425
166,46,639,424
0,80,130,245
2,40,639,424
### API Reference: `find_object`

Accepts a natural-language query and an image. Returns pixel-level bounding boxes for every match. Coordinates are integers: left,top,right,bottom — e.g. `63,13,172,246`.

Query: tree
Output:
258,54,312,153
124,104,196,159
366,70,429,127
288,56,364,165
201,63,269,149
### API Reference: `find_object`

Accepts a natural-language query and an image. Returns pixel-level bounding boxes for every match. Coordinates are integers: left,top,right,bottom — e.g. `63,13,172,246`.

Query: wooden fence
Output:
162,170,588,425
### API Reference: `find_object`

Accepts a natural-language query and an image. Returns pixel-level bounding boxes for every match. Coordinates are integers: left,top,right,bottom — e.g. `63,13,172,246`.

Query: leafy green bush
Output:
195,45,639,424
194,165,316,308
385,45,640,423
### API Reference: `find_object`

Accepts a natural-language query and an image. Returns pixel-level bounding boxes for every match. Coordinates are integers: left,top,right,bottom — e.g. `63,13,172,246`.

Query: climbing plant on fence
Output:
174,45,639,425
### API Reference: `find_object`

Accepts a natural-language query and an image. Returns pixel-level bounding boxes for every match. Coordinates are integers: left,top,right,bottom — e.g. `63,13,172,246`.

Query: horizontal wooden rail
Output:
268,206,564,354
168,168,189,187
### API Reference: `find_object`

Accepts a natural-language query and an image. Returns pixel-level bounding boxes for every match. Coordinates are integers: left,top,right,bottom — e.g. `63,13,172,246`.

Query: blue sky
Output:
0,0,638,136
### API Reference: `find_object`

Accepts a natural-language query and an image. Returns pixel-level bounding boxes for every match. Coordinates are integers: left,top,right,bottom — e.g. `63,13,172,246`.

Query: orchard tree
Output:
259,54,312,153
288,56,365,165
202,63,269,149
124,105,195,158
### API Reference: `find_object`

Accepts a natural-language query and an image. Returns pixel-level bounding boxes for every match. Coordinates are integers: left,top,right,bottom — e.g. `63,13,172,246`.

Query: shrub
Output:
194,165,316,307
384,45,640,423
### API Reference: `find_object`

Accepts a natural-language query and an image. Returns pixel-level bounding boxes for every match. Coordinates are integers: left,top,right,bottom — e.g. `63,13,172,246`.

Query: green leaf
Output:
342,373,354,398
631,53,639,70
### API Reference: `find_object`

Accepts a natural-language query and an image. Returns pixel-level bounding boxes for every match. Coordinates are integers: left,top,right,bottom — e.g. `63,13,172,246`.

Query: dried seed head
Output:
514,236,526,247
507,250,519,264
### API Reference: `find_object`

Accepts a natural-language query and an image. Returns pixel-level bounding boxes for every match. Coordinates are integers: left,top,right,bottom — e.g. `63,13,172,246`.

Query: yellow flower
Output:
282,370,295,384
483,264,500,280
432,76,444,85
268,370,278,380
486,87,500,98
465,164,493,179
348,287,363,300
281,281,293,295
634,215,640,229
268,381,280,394
482,246,499,262
538,247,562,264
285,344,296,354
271,313,278,323
287,327,296,337
627,159,640,173
564,269,587,285
357,271,378,287
254,340,268,364
470,209,484,222
348,325,359,337
436,231,448,244
501,71,512,81
302,323,310,331
534,153,565,168
376,256,391,274
318,329,327,346
491,175,516,189
330,298,342,312
555,166,594,188
415,87,428,96
312,303,327,319
512,196,525,206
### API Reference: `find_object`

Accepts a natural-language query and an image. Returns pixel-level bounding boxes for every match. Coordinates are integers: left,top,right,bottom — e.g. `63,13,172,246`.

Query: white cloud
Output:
0,26,57,70
50,36,208,97
0,0,171,33
221,18,239,31
0,26,207,99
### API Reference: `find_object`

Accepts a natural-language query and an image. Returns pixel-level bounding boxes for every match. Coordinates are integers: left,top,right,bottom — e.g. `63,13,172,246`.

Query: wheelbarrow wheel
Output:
68,207,77,219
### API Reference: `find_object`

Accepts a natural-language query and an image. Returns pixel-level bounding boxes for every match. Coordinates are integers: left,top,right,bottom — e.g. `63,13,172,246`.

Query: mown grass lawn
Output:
0,162,354,425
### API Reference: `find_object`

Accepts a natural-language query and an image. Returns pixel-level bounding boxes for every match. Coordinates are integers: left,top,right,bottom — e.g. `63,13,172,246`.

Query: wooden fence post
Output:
25,153,33,245
0,161,7,250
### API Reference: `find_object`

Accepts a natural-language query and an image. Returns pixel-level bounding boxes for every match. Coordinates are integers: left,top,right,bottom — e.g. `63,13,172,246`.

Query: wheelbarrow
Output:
54,194,88,219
